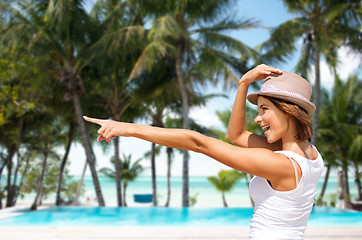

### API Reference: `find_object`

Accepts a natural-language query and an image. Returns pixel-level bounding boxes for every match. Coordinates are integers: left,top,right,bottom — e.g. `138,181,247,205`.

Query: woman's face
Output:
255,96,289,143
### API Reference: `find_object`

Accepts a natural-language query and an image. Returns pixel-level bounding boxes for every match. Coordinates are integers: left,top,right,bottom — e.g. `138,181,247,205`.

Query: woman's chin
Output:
266,136,280,144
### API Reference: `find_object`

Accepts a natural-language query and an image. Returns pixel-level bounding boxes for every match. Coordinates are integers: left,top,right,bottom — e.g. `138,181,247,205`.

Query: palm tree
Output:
130,0,258,206
316,88,340,205
317,74,361,209
87,0,155,207
45,80,79,206
207,169,243,207
23,113,63,210
261,0,361,146
0,44,53,207
164,146,174,207
100,154,144,207
315,138,338,205
55,121,76,206
351,134,362,201
210,106,260,206
137,61,179,207
350,135,362,202
1,0,107,206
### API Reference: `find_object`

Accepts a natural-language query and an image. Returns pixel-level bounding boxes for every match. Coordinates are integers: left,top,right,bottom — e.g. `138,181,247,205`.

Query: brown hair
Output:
263,96,313,142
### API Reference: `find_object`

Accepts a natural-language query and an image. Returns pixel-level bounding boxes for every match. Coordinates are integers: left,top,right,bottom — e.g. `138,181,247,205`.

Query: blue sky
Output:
69,0,361,177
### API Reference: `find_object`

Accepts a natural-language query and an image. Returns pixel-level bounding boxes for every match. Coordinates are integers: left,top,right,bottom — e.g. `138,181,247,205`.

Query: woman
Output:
84,64,324,239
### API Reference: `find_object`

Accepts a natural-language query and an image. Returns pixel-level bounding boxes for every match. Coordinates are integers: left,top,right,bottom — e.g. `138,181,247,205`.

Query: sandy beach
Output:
0,226,361,240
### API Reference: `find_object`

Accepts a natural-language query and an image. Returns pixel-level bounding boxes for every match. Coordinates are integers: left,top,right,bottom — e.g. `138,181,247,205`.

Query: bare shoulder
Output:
227,131,282,151
295,144,319,160
305,144,319,160
199,136,291,180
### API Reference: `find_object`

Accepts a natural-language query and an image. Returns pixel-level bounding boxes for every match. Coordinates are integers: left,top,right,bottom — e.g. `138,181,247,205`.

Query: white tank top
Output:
248,146,324,240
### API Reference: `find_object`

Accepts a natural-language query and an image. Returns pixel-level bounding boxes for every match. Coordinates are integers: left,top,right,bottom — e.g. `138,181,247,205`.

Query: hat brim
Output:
247,92,316,115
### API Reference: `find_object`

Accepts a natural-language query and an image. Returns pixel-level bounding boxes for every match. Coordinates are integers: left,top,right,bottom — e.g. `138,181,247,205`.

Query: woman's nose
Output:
254,115,262,124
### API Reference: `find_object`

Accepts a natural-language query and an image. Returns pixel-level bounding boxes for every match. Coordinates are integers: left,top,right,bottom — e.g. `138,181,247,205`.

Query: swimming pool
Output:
0,207,361,227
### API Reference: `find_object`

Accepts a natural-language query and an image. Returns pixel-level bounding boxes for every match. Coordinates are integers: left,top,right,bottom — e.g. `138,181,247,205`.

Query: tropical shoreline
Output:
4,176,357,208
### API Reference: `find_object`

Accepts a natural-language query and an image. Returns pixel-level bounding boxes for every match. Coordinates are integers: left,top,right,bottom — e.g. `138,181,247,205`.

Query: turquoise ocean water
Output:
1,206,362,226
9,176,358,207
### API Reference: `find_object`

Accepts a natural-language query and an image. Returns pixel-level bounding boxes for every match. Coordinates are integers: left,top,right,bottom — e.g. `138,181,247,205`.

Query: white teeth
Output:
262,125,270,131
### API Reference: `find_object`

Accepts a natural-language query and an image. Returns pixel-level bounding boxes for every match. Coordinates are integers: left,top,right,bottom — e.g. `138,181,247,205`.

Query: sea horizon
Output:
10,176,358,208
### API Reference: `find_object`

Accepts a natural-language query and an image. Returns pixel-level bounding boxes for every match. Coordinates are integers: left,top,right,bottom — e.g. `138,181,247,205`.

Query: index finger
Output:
83,116,104,125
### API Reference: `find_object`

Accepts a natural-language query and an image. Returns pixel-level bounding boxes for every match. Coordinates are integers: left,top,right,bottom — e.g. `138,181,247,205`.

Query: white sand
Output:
0,226,361,240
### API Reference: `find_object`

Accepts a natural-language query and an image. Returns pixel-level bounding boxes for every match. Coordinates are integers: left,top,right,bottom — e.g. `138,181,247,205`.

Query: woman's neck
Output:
282,140,315,159
282,138,310,151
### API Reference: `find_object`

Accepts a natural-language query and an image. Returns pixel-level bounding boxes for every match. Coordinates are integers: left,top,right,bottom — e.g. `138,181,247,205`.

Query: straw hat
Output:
247,71,316,115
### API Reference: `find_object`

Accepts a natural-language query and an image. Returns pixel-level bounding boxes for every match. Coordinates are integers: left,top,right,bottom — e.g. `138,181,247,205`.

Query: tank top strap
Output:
275,150,304,186
287,155,299,187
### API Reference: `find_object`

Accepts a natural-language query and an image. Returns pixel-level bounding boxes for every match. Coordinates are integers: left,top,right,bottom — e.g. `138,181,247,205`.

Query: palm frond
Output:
207,176,222,192
260,17,310,64
148,16,183,40
295,40,314,78
190,43,250,89
129,40,176,79
195,15,259,33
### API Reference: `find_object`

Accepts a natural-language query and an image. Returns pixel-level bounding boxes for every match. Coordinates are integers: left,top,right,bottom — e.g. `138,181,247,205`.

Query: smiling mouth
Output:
262,125,270,133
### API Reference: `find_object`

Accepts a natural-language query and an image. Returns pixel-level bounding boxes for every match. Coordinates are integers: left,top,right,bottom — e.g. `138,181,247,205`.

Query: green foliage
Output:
0,188,5,199
189,192,199,207
318,75,362,166
19,156,82,201
328,193,338,207
0,51,47,127
315,196,326,206
317,75,361,204
262,0,361,73
210,104,262,143
130,0,257,88
207,169,243,193
99,154,144,184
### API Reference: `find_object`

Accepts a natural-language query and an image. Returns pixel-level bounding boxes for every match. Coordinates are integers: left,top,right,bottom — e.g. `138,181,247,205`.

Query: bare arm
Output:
83,116,292,182
226,64,282,150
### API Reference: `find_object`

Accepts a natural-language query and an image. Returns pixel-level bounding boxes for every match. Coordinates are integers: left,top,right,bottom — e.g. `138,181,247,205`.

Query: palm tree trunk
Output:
176,45,190,207
151,142,158,206
5,147,15,207
114,136,123,206
10,152,22,206
342,164,352,209
14,154,31,206
38,187,43,206
165,147,172,207
0,160,5,208
337,166,344,204
72,158,88,205
123,181,128,207
312,49,320,146
0,159,5,209
317,164,331,203
355,165,362,201
11,116,25,206
0,159,4,209
0,160,5,178
56,122,75,206
222,191,228,207
31,149,48,211
71,92,105,206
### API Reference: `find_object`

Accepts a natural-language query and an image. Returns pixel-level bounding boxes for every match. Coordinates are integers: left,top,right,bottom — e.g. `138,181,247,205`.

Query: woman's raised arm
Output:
226,64,282,150
83,116,293,182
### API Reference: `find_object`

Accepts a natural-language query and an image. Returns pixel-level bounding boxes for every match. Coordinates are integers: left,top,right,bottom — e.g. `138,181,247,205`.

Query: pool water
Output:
0,207,361,227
